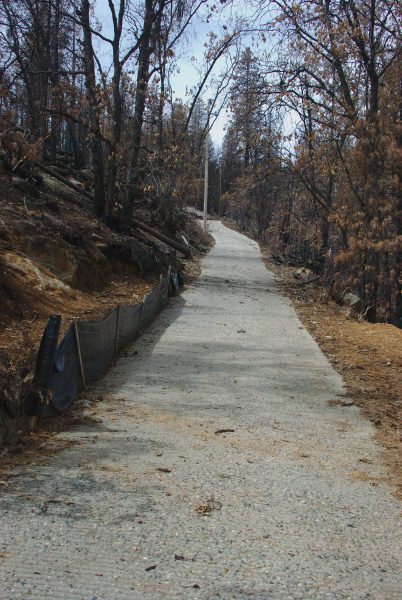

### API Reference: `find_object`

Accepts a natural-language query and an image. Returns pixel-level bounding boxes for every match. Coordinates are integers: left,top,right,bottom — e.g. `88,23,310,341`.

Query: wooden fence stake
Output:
114,305,121,357
157,273,163,304
138,301,145,333
73,320,86,389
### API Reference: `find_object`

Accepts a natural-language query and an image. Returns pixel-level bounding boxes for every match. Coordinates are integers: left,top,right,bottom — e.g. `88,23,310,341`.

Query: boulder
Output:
1,252,74,295
343,292,361,310
292,267,313,280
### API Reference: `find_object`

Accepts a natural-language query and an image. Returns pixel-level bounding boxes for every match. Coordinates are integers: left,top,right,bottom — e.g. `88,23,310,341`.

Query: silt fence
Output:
29,268,179,416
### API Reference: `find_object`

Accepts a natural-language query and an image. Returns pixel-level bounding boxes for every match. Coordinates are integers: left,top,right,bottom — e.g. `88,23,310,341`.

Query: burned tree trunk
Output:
81,0,106,217
122,0,155,228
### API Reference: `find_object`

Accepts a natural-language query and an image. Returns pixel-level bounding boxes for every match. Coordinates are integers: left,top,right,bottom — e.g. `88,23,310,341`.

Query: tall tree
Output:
222,47,280,236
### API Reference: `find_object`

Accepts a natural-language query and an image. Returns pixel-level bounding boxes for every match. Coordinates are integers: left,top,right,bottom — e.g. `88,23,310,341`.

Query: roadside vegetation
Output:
219,2,400,326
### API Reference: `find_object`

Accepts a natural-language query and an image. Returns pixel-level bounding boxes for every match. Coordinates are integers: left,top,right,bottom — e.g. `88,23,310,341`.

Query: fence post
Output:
165,266,171,304
157,273,163,306
73,320,86,389
138,299,145,333
114,304,121,357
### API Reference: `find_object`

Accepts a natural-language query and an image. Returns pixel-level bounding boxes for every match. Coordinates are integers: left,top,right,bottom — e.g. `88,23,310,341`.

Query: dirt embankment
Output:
0,172,210,449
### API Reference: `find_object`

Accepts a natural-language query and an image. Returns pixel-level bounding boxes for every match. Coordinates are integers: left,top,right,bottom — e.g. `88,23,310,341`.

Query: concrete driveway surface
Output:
0,221,400,599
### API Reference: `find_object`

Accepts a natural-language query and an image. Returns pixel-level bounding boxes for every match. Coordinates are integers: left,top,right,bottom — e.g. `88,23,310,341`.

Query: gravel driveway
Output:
0,221,400,599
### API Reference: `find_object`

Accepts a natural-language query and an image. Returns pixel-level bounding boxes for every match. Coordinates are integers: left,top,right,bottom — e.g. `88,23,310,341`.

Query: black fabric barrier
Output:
141,286,159,330
158,273,170,310
35,315,61,392
116,302,143,352
76,306,119,382
33,266,183,414
26,315,61,416
50,325,81,412
170,271,180,293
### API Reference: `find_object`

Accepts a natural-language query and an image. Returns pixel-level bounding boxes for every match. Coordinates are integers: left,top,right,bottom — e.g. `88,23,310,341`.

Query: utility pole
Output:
203,99,212,232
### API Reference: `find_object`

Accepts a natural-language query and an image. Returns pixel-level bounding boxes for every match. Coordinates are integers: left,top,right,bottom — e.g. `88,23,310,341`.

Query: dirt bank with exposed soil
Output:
0,171,210,449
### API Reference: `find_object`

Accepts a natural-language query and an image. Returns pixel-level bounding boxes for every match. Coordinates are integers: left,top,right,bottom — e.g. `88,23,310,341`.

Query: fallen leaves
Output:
195,497,222,516
347,469,382,486
175,554,195,562
262,251,402,499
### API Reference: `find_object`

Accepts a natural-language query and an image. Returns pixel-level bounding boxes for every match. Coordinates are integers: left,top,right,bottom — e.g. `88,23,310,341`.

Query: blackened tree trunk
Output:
48,0,60,163
81,0,106,217
122,0,155,228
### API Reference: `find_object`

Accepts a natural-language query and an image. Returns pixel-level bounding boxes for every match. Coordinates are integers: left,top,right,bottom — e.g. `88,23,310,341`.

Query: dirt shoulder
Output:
222,219,401,499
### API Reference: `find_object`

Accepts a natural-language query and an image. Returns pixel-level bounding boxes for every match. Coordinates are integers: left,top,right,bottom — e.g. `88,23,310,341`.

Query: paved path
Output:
0,222,400,599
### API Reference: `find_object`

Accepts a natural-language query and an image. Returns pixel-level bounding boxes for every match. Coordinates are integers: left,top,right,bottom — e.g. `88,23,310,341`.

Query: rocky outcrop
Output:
1,253,74,295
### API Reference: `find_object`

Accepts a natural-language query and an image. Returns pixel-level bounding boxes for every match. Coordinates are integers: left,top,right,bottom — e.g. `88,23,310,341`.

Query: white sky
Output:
169,36,230,147
93,2,294,149
94,0,235,148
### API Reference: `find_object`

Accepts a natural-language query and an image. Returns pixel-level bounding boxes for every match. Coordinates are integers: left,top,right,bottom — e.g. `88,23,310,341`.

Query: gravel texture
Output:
0,221,400,599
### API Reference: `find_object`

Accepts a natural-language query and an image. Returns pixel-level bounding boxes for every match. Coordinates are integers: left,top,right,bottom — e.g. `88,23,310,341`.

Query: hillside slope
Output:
0,170,208,447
